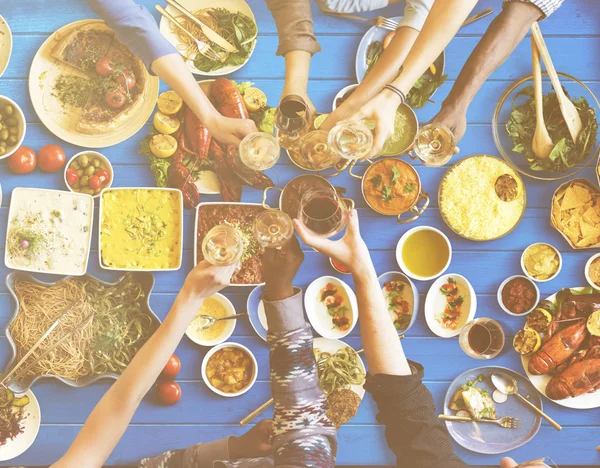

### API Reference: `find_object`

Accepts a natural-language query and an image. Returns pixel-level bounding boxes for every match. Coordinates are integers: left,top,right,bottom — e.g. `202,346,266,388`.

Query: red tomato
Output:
95,169,111,184
88,175,101,190
7,146,36,174
105,90,126,109
95,57,114,77
161,354,181,379
383,31,395,49
66,168,79,186
115,69,136,92
156,381,181,405
38,144,66,173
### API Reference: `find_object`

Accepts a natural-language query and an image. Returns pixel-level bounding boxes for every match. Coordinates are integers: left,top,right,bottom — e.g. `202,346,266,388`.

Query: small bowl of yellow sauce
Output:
186,293,236,346
396,226,452,281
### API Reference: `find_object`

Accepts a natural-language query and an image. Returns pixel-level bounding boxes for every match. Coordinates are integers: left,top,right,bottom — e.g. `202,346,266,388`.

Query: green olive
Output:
79,154,89,166
77,169,84,177
80,176,89,187
7,135,18,145
84,166,95,176
71,161,80,170
71,180,80,189
92,158,101,168
0,129,8,141
4,105,14,116
97,162,105,170
8,127,18,136
82,188,95,196
0,147,5,157
0,123,4,132
6,117,17,127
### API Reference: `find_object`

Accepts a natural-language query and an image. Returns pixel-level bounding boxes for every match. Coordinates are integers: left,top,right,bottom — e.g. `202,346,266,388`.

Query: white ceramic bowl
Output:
186,293,236,346
329,257,351,275
332,84,358,112
520,242,562,283
396,226,452,281
0,15,13,79
64,151,114,198
305,275,358,339
497,275,540,317
424,273,476,338
201,342,258,397
0,95,26,160
584,253,600,290
377,271,419,334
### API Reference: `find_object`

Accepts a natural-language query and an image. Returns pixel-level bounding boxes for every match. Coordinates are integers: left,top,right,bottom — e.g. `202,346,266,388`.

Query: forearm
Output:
282,50,312,95
54,289,204,468
443,2,543,112
353,266,411,376
151,54,219,124
265,0,320,56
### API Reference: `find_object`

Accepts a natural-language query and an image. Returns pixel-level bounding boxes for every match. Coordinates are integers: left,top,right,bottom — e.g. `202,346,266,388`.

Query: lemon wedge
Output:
157,90,183,115
243,88,267,112
150,134,178,158
513,329,541,355
153,112,180,135
587,310,600,337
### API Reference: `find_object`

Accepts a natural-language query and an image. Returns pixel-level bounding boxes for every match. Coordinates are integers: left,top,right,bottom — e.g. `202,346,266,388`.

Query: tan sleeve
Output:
264,0,321,56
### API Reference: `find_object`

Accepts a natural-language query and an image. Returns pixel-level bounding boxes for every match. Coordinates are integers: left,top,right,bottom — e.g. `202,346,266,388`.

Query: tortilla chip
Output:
577,234,600,248
583,207,600,225
563,225,581,244
581,221,600,239
561,185,591,211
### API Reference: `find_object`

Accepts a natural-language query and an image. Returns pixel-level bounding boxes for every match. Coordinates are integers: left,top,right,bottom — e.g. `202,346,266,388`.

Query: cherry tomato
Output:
161,354,181,379
95,57,114,77
66,168,79,186
88,175,101,190
37,144,66,173
156,381,181,405
7,146,36,174
105,90,126,109
115,69,136,92
95,169,111,184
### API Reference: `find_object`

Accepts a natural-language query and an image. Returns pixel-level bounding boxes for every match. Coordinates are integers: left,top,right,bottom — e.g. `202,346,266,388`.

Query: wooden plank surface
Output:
1,0,599,466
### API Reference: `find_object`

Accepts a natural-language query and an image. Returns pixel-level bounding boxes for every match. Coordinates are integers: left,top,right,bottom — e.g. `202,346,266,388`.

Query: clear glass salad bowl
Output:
492,72,600,181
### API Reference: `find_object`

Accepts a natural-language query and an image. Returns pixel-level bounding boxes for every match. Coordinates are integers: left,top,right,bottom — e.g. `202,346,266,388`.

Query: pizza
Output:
51,22,148,135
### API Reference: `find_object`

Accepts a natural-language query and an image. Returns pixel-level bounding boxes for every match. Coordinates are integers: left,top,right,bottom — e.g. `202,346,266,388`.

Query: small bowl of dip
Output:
584,253,600,290
498,275,540,316
396,226,452,281
521,242,562,282
186,293,236,346
202,342,258,397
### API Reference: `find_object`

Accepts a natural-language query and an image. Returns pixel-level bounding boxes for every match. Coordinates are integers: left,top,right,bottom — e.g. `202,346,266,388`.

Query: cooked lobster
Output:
528,321,588,375
210,139,243,202
546,358,600,400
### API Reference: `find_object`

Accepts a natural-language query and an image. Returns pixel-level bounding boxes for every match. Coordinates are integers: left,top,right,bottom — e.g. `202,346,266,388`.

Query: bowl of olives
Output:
0,95,26,159
64,151,113,198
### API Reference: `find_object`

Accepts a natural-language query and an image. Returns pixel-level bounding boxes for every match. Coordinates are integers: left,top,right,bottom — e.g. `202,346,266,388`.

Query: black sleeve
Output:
364,361,469,468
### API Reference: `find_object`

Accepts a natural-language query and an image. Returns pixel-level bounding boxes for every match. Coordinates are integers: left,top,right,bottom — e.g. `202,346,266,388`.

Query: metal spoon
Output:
197,313,248,330
491,372,562,431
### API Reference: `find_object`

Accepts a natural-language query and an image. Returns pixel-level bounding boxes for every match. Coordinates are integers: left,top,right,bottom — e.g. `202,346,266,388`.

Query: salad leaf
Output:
249,106,275,134
406,73,448,109
148,156,170,188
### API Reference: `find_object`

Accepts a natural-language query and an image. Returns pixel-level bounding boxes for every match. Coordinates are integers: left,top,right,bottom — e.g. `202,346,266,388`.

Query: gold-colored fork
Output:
439,414,522,429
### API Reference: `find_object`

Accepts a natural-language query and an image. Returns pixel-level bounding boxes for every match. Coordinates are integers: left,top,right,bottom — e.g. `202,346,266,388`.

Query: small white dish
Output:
396,226,452,281
0,95,26,160
497,275,540,317
584,253,600,290
201,342,258,397
247,285,268,342
64,151,114,198
186,293,236,346
332,84,358,112
520,242,562,283
0,389,40,462
305,276,358,339
0,16,13,78
377,271,419,334
425,274,476,338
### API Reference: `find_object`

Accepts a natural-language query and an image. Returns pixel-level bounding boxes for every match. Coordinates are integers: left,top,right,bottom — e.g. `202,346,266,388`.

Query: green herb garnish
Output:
370,174,383,187
381,185,394,201
391,166,401,184
404,181,415,193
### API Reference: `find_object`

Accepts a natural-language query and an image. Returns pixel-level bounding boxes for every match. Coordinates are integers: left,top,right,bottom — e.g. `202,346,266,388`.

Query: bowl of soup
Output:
186,294,236,346
362,158,429,224
396,226,452,281
201,343,257,397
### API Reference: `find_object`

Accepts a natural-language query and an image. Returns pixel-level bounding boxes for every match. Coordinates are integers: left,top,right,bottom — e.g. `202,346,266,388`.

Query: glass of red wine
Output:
299,187,349,238
459,318,505,359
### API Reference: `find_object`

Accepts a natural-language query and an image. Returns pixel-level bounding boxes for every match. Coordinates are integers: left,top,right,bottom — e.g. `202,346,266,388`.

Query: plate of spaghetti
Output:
4,271,160,393
158,0,257,76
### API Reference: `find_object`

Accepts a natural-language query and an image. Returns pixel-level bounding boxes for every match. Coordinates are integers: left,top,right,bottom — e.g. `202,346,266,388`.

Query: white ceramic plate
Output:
425,274,476,338
521,287,600,409
0,15,12,78
158,0,257,76
0,390,41,462
314,337,365,400
305,276,358,339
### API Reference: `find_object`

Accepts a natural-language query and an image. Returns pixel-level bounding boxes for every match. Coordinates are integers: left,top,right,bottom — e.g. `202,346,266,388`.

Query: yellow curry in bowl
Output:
100,188,183,270
363,159,421,215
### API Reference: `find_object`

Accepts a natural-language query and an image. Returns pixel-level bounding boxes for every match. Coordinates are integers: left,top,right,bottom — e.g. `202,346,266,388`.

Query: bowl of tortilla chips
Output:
551,179,600,249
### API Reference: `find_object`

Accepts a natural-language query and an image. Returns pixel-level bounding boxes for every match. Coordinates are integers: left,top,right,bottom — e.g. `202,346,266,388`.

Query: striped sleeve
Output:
503,0,564,19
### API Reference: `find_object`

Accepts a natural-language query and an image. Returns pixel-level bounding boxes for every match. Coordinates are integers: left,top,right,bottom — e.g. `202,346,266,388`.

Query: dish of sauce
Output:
501,277,537,314
363,159,420,215
401,228,450,278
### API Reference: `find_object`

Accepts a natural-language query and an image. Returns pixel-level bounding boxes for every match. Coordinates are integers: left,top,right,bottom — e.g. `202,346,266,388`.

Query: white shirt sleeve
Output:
314,0,390,13
396,0,435,32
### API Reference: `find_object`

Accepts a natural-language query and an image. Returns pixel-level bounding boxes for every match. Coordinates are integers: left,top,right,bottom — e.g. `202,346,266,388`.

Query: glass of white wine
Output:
201,225,244,266
239,132,281,171
253,209,294,249
328,120,373,160
297,130,340,171
413,123,456,167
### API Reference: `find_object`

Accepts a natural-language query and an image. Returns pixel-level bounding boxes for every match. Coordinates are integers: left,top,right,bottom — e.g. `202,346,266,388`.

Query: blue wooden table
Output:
1,0,600,465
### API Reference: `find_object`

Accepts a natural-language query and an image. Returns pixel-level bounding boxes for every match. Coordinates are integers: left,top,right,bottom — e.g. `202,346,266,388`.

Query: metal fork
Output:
439,414,521,429
155,5,224,63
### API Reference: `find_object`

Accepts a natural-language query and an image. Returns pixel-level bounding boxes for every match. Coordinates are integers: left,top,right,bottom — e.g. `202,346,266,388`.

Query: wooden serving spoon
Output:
531,36,554,159
531,22,582,143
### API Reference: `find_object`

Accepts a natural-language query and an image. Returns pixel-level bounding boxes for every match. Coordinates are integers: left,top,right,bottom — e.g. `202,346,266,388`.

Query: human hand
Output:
294,209,372,277
207,115,257,146
182,260,237,299
263,235,304,301
500,457,548,468
280,86,316,118
429,102,467,145
229,419,273,459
